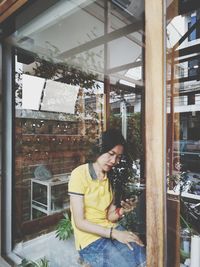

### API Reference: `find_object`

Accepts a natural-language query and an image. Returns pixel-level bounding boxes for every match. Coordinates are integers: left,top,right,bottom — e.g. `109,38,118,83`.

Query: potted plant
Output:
55,213,73,241
18,257,49,267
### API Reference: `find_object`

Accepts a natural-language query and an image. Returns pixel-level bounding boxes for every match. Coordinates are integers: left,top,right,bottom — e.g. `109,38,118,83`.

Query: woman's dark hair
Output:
98,129,131,207
88,129,130,206
89,128,127,160
100,128,127,155
108,154,132,207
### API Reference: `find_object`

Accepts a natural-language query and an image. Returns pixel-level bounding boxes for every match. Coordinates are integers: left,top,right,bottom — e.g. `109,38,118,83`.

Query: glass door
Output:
166,1,200,266
4,0,146,265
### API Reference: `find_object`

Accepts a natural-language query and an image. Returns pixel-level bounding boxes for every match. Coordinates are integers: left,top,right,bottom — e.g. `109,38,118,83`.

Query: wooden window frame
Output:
0,0,167,266
145,1,166,267
0,0,27,23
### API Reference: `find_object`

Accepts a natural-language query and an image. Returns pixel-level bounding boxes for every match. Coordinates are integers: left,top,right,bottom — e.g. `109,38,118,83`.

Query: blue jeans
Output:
79,226,146,267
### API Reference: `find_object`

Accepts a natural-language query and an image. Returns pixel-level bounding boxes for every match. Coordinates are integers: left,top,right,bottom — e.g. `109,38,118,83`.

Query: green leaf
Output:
55,213,73,241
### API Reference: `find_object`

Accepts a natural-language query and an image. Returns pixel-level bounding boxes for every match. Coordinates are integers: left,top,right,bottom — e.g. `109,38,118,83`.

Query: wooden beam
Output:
174,54,200,64
0,0,27,23
58,21,143,59
0,0,17,15
145,0,166,266
167,43,200,60
107,61,142,75
83,2,144,48
166,0,179,21
167,74,200,84
169,50,175,176
167,195,180,267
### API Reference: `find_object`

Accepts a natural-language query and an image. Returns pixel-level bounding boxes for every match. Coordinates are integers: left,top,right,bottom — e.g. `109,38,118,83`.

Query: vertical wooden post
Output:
145,1,166,267
141,31,146,180
169,50,175,176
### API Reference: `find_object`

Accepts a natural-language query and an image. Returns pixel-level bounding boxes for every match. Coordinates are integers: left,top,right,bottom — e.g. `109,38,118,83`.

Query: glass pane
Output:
166,1,200,266
14,49,104,239
9,0,145,265
109,38,145,240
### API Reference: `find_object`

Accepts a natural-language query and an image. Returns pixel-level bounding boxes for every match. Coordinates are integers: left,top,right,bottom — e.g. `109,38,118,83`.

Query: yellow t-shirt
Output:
68,163,115,250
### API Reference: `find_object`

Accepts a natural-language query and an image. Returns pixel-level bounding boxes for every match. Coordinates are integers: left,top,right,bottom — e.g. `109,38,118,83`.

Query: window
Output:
188,11,200,41
2,1,146,265
188,94,195,105
188,58,200,77
167,2,200,266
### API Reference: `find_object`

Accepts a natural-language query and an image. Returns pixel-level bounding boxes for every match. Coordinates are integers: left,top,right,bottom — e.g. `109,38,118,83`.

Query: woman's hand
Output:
107,198,137,222
112,229,144,250
120,197,137,215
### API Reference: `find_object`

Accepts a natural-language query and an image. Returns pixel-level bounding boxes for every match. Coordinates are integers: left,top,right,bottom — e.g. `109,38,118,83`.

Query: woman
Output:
68,129,146,267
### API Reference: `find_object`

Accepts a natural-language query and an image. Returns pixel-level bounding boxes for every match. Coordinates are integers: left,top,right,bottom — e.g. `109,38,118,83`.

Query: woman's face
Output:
97,144,124,172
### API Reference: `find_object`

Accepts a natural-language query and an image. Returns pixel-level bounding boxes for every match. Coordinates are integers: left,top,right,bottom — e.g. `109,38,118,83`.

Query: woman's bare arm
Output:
107,202,119,222
70,194,143,249
70,195,111,238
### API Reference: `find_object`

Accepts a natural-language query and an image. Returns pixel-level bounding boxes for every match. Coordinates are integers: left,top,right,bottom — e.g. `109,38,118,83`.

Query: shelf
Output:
32,204,69,215
168,190,200,202
31,173,70,186
31,173,70,219
181,192,200,201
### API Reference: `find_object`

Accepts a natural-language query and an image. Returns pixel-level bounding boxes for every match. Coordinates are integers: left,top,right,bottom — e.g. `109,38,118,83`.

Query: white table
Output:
30,173,70,219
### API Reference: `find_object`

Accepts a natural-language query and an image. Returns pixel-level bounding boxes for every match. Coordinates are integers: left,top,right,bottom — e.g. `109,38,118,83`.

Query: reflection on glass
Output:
14,52,104,241
166,1,200,266
11,1,145,265
108,25,145,242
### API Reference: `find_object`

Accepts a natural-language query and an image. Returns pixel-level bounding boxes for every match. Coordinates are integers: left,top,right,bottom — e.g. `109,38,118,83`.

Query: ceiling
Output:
9,0,145,86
